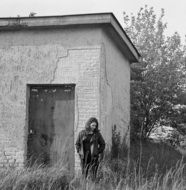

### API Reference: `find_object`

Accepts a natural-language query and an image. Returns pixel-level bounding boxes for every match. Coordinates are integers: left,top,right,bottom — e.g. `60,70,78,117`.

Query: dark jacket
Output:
75,129,105,159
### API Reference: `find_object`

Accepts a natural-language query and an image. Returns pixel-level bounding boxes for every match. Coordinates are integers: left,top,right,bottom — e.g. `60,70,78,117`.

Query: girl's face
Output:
90,122,97,132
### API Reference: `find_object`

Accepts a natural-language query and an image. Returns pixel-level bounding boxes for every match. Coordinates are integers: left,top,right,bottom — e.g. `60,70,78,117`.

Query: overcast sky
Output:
1,0,186,42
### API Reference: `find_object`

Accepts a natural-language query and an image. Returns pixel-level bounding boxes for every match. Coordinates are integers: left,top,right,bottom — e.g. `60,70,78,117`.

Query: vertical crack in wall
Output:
49,49,69,84
100,44,114,148
101,43,113,111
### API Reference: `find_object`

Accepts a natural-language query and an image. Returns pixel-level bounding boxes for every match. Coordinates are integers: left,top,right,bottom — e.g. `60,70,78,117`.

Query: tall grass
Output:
0,139,185,189
0,162,70,190
0,160,185,189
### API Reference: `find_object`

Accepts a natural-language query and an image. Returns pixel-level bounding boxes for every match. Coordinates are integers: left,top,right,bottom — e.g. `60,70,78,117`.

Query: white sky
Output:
1,0,186,42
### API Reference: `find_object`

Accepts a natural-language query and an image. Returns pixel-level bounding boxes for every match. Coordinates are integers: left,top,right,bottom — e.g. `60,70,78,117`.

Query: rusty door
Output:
27,85,75,171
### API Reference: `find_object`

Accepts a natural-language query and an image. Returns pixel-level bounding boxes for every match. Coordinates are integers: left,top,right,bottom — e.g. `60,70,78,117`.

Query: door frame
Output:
24,83,76,167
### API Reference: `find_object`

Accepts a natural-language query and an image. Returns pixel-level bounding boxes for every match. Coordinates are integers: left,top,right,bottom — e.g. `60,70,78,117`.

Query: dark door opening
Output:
27,84,75,170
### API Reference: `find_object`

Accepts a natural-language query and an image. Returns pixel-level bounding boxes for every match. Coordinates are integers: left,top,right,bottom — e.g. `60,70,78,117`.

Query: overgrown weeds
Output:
0,162,70,190
0,138,186,189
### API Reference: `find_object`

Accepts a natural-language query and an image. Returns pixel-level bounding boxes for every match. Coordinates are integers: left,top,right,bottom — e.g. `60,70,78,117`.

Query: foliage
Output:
123,6,186,139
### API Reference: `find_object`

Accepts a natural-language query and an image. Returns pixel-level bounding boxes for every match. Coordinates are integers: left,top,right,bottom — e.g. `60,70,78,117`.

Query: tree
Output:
123,6,186,140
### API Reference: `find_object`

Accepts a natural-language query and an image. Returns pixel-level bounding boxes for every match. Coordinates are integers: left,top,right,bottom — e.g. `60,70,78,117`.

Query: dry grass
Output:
0,161,185,190
0,140,186,190
0,162,70,190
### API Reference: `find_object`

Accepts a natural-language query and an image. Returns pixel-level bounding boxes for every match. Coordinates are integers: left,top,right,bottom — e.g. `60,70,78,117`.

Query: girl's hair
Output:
85,117,99,131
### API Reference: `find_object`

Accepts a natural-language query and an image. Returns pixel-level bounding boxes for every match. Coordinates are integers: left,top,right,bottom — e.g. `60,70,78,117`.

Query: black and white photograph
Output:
0,0,185,189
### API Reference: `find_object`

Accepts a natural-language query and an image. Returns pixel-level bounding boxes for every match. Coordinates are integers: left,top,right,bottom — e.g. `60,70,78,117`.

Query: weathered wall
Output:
100,28,131,148
0,25,132,170
0,27,102,169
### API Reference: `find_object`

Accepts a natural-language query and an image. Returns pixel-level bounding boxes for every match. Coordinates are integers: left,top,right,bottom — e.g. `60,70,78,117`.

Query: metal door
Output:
27,85,75,171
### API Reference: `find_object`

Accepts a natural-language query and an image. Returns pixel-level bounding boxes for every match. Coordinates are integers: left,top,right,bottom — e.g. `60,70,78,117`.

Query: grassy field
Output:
0,140,186,190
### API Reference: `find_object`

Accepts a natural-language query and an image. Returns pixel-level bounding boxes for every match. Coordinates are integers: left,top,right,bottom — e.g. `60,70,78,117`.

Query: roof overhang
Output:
0,13,140,62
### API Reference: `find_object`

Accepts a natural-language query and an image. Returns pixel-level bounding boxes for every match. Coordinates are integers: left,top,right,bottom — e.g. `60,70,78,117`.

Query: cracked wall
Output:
0,26,131,170
0,38,101,168
100,30,131,148
0,45,68,167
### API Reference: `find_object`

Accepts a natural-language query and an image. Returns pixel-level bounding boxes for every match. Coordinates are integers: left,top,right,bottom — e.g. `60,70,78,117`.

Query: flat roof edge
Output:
0,13,111,28
0,13,140,62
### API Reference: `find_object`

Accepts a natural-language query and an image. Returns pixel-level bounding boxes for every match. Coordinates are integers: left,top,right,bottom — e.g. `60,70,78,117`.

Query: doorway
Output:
27,84,75,170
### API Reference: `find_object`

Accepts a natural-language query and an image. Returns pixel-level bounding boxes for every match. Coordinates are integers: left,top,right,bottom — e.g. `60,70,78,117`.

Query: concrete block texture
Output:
0,24,132,171
0,44,101,168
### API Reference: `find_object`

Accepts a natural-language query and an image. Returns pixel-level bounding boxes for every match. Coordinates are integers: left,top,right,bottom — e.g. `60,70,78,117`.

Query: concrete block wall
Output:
52,47,101,170
0,44,101,169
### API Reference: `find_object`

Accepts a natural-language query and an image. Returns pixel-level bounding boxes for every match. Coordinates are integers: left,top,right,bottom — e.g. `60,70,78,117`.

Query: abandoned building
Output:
0,13,140,172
